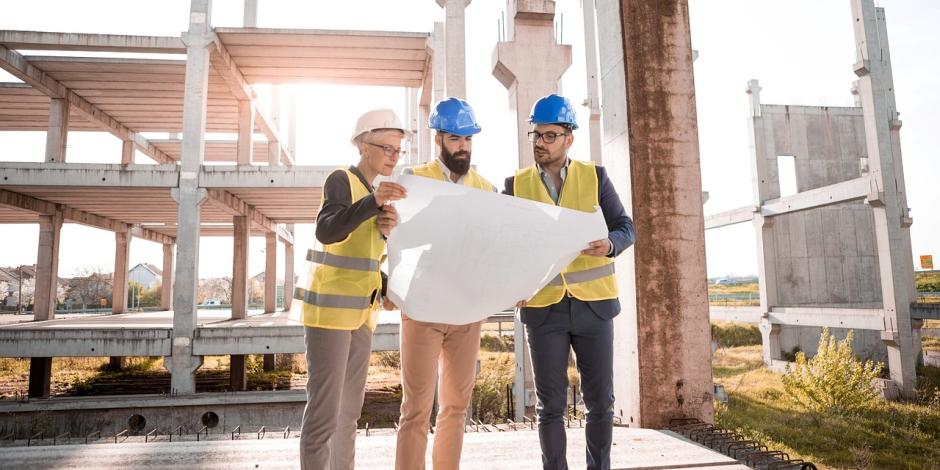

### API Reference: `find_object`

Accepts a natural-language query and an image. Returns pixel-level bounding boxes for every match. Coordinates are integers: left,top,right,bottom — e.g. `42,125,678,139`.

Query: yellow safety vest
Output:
411,161,495,192
513,160,618,307
295,169,384,330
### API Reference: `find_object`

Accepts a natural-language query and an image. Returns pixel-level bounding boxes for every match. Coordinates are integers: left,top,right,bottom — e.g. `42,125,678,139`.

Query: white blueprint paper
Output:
386,174,608,325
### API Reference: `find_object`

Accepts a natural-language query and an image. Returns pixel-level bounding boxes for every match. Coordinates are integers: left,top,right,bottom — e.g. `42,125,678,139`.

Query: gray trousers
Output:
524,297,615,470
300,325,372,470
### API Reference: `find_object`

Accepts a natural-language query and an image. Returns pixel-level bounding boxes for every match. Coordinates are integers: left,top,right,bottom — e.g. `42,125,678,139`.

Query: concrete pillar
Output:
436,0,470,98
287,88,297,165
618,0,712,427
492,1,572,169
283,224,294,311
512,314,536,421
746,81,782,367
267,85,281,166
167,0,212,395
34,211,63,321
418,104,432,163
232,215,249,320
407,87,419,164
263,231,277,370
581,0,603,164
236,100,254,165
121,140,135,165
851,0,916,398
264,232,276,313
112,229,130,314
231,354,247,391
44,98,69,163
243,0,258,27
28,357,52,398
161,244,174,311
431,22,446,105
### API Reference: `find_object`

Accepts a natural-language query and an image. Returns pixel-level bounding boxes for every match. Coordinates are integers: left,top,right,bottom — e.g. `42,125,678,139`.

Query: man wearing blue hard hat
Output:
395,97,496,469
503,94,635,470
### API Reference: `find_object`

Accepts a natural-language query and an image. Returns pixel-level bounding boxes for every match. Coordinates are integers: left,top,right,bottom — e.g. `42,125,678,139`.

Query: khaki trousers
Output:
396,315,482,470
300,325,372,470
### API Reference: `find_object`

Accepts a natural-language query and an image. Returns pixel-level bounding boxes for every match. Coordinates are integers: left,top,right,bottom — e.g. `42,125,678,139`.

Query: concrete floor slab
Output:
0,427,747,469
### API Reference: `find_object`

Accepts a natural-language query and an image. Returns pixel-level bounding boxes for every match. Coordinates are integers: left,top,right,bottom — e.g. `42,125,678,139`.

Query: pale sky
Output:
0,0,937,281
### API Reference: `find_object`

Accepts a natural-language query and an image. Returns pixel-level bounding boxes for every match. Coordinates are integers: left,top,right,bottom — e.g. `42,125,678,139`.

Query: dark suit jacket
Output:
503,164,635,323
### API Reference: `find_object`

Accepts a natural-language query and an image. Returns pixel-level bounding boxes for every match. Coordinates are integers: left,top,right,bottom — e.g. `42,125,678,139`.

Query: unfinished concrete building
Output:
707,1,934,399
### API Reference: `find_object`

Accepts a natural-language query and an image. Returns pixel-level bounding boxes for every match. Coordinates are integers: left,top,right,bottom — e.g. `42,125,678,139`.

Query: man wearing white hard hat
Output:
295,108,410,469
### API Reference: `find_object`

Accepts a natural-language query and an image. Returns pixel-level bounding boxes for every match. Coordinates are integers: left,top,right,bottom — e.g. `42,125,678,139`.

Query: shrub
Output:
711,322,762,348
781,328,883,414
472,353,514,423
479,334,514,352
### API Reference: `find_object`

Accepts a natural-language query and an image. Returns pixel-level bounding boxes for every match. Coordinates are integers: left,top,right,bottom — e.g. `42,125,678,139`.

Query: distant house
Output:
129,263,162,289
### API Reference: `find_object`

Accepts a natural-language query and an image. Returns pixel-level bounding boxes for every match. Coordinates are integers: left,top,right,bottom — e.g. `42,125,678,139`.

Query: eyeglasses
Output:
365,142,407,158
527,130,570,144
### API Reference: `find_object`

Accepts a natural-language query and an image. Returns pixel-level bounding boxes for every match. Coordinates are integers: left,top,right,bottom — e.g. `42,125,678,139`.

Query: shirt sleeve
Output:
596,166,636,258
315,170,383,245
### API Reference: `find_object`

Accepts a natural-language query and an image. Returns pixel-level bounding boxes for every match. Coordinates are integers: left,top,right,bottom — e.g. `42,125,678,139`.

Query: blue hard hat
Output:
429,97,481,136
529,94,578,130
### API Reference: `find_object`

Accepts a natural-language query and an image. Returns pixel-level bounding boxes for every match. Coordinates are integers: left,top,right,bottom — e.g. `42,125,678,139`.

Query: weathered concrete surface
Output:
436,0,469,99
0,427,746,470
618,0,713,427
33,211,63,322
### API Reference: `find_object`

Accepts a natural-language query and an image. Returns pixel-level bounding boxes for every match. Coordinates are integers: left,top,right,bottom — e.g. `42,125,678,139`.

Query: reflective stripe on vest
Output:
513,160,618,307
546,263,615,286
294,287,372,310
299,168,384,331
306,249,380,271
411,161,495,191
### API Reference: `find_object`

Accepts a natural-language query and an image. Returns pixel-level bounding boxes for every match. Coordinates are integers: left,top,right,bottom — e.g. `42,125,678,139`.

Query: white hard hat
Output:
350,108,412,145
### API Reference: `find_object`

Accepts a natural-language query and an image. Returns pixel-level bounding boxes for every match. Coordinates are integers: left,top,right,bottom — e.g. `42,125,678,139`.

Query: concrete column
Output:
283,224,294,311
429,22,446,160
112,229,130,314
287,89,297,165
264,232,276,313
436,0,470,98
418,104,431,163
121,140,135,165
492,1,572,169
28,357,53,398
746,81,782,366
621,0,712,427
236,100,254,165
581,0,603,164
34,211,63,321
267,85,281,166
407,87,419,164
512,314,536,421
167,0,213,395
243,0,258,27
44,98,69,163
160,243,174,311
232,215,249,320
231,354,247,391
851,0,916,398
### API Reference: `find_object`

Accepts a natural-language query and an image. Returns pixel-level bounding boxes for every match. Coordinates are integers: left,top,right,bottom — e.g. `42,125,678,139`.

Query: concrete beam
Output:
760,176,873,217
33,210,63,322
0,46,175,164
161,244,174,311
232,215,249,320
0,188,175,244
198,165,332,188
204,188,281,236
911,303,940,321
0,163,180,187
193,323,401,355
704,206,756,230
0,329,171,357
44,98,69,163
0,30,185,53
769,307,885,330
709,306,761,324
236,100,254,165
264,232,276,314
620,0,713,427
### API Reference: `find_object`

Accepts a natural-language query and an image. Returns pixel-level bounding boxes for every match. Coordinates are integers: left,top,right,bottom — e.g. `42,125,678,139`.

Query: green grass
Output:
714,346,940,469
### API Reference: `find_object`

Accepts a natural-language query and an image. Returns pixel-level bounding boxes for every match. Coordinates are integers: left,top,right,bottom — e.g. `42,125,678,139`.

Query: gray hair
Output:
355,128,406,152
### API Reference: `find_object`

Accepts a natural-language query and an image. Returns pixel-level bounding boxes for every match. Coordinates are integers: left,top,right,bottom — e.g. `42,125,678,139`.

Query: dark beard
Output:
441,145,471,176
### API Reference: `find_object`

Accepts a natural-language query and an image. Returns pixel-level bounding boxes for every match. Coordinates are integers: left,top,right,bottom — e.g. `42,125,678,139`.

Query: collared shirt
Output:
536,157,571,204
403,158,497,192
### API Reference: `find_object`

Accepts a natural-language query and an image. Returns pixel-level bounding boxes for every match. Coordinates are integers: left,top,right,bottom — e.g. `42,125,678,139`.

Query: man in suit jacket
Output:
503,94,635,470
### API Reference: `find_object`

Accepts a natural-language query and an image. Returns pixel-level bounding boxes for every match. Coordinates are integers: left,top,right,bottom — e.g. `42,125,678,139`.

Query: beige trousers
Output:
300,325,372,470
396,314,482,470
